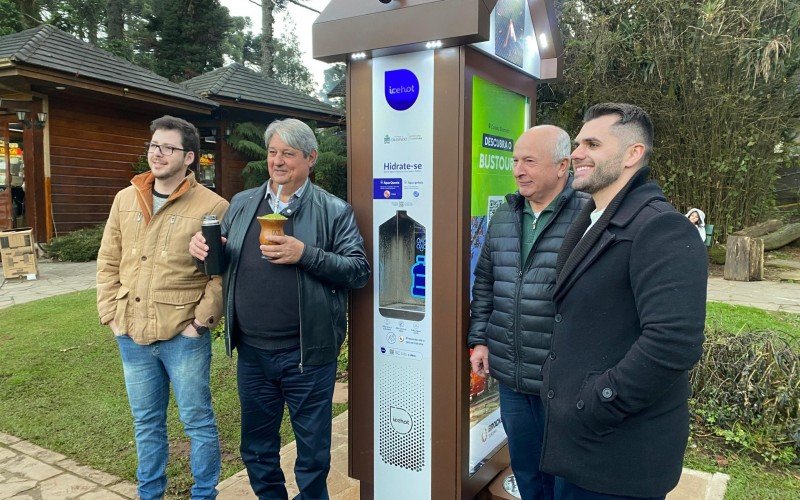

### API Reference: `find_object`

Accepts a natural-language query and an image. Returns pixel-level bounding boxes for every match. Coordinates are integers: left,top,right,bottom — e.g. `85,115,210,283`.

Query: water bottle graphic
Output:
378,210,426,321
410,255,425,298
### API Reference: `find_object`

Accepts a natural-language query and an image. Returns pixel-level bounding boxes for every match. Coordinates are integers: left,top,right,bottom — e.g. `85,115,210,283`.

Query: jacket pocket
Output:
159,214,204,280
577,370,615,437
113,286,130,332
485,311,511,343
152,289,202,338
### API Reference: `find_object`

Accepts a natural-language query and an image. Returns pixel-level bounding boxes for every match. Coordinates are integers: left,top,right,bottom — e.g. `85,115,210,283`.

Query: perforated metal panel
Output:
377,362,426,471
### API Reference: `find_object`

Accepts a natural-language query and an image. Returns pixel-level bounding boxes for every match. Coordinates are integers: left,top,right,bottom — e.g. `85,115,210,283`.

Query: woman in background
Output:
686,208,706,242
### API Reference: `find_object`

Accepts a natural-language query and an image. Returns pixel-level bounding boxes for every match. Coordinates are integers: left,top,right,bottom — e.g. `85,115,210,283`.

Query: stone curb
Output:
0,430,136,499
667,468,730,500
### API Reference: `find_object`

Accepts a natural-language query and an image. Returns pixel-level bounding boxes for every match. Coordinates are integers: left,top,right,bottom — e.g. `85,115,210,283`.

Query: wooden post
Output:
724,235,764,281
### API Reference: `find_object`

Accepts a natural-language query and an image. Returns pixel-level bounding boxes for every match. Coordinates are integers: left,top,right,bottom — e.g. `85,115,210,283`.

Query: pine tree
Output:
149,0,233,81
272,27,314,95
321,63,345,107
0,0,26,35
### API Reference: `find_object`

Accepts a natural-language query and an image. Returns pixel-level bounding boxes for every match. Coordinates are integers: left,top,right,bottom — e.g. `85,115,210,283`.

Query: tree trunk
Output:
724,236,764,282
761,222,800,251
733,219,783,238
19,0,40,29
86,14,99,45
106,0,126,42
261,0,275,77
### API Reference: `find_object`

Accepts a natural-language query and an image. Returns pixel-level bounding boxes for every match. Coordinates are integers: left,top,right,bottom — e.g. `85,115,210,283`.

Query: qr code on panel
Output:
487,196,504,226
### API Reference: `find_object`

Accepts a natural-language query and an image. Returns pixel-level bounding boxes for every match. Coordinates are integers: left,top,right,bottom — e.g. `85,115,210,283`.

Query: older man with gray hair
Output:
468,125,588,499
190,118,370,499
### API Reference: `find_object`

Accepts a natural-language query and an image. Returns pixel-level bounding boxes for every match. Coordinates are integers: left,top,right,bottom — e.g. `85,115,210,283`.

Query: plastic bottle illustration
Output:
378,210,426,321
410,255,425,298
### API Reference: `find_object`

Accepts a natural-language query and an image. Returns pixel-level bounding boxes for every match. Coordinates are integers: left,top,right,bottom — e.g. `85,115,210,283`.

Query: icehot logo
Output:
385,69,419,111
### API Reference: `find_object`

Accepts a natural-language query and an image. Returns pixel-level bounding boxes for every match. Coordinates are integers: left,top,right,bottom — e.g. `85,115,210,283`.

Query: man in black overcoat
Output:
540,103,707,499
469,125,588,499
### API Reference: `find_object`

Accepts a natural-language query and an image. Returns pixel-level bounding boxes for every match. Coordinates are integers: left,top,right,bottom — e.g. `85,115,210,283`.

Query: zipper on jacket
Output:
521,195,567,271
511,208,524,390
512,195,568,389
223,192,256,358
296,268,304,373
513,268,523,389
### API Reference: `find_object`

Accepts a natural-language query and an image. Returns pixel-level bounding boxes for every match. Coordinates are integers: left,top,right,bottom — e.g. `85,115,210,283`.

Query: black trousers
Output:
556,479,666,500
237,343,337,500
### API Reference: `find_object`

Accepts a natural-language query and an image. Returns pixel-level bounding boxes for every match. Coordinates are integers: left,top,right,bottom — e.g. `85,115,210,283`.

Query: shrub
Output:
132,154,149,175
44,224,105,262
337,336,349,380
230,121,347,199
313,128,347,201
541,0,800,241
708,244,726,265
690,330,800,465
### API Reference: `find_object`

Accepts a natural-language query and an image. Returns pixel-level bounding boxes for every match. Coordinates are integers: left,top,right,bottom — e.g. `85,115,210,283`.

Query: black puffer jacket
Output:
220,181,370,367
468,178,588,395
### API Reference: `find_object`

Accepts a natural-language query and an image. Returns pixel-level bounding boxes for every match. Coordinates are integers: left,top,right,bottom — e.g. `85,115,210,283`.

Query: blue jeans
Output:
499,382,554,500
117,334,221,500
237,343,337,500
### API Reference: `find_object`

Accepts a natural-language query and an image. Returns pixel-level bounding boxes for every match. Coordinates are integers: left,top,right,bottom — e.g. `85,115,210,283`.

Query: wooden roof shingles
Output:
0,25,216,109
184,63,343,119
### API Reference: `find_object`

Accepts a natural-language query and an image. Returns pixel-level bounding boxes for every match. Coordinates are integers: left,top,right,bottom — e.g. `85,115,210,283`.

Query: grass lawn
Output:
0,289,345,498
686,448,800,500
0,290,798,498
706,302,800,344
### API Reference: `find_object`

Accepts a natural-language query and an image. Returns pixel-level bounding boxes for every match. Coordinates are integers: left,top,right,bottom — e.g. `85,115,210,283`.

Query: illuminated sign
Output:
385,69,420,111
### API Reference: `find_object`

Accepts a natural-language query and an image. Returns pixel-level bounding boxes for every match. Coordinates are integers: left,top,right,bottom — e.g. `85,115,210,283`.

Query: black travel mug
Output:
201,214,224,275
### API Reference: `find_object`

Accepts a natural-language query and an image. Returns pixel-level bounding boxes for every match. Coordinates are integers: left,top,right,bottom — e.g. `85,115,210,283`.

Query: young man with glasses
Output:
97,115,229,500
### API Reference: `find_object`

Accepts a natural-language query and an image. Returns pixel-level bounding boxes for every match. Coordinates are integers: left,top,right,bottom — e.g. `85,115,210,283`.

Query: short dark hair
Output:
583,103,653,162
149,115,200,159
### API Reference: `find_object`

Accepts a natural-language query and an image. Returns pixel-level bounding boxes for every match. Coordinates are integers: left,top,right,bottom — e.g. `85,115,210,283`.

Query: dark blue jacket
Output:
220,182,370,368
540,168,707,497
467,178,589,395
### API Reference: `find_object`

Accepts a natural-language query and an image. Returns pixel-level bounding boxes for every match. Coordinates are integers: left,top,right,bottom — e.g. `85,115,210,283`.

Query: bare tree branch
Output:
246,0,321,14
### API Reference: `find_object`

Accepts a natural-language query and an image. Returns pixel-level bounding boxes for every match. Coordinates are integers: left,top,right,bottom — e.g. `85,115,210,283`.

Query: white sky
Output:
219,0,333,93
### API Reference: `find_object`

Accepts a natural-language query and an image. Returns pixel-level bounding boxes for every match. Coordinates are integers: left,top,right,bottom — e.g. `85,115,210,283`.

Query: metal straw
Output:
274,184,283,214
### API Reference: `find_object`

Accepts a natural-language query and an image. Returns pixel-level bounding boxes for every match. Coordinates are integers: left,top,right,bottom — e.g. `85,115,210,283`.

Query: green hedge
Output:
44,224,105,262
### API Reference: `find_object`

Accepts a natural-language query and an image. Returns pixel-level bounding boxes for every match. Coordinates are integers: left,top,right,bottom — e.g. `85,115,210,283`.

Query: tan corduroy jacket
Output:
97,171,229,344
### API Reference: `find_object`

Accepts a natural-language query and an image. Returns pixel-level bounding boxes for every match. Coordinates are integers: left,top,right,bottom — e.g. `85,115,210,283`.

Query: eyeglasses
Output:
145,142,187,156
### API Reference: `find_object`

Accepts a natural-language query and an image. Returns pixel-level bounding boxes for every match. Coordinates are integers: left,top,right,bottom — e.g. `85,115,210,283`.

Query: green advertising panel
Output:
468,76,528,476
470,77,527,217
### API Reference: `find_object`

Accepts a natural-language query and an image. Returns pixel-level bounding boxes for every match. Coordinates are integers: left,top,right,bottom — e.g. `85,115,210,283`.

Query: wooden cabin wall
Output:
218,135,247,200
48,96,151,235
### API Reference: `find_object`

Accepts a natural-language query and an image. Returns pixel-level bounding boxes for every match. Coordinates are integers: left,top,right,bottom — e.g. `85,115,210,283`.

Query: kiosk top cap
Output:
313,0,562,79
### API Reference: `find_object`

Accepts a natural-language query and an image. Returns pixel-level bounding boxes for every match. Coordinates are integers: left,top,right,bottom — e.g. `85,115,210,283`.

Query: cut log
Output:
733,219,783,238
724,235,764,281
761,222,800,251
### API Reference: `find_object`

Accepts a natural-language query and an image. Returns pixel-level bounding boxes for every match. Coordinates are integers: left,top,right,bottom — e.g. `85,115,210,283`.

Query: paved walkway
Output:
0,261,97,309
707,276,800,313
217,407,358,500
1,260,798,499
0,431,137,499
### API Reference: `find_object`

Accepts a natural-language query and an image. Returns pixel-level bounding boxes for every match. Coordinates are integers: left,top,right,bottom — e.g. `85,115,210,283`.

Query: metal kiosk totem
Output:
313,1,563,498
